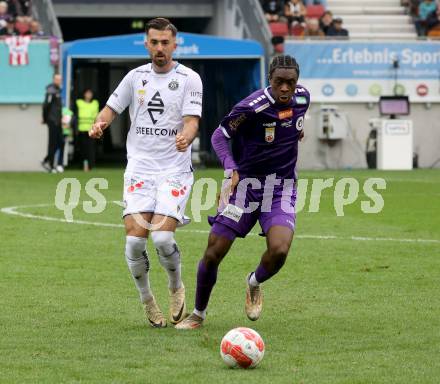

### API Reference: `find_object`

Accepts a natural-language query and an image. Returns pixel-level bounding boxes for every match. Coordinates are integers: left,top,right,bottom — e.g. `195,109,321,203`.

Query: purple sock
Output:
195,260,218,311
254,264,275,284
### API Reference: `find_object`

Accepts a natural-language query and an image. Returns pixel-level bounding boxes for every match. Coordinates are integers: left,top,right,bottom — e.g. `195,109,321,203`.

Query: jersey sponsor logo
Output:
248,94,267,107
220,204,243,222
265,127,275,143
281,120,292,128
228,113,247,131
137,89,146,105
295,96,307,104
296,116,304,131
255,102,270,113
147,91,164,124
135,126,178,136
278,109,293,120
168,79,179,91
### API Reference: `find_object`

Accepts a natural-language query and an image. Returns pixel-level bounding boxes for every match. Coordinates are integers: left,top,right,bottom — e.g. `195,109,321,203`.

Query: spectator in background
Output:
402,0,421,16
0,16,18,35
304,17,325,37
262,0,283,22
415,0,438,35
285,0,307,29
0,1,12,28
426,2,440,33
29,19,44,36
302,0,327,7
41,74,64,173
319,10,333,35
327,16,349,38
7,0,32,17
15,15,31,35
75,89,99,171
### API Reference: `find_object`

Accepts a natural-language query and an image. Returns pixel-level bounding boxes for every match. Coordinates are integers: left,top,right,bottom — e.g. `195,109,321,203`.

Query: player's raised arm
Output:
89,106,117,139
175,115,199,152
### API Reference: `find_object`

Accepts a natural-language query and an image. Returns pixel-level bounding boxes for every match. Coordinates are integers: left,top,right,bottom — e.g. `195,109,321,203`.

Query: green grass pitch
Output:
1,168,439,383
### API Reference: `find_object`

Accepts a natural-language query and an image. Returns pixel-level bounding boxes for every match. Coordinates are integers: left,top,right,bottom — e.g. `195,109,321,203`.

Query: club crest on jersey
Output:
296,116,304,131
168,79,179,91
278,109,293,120
265,127,275,143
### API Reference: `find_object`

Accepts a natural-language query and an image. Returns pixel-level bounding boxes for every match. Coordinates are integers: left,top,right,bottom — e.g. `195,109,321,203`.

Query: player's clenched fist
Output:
89,121,108,139
175,133,189,152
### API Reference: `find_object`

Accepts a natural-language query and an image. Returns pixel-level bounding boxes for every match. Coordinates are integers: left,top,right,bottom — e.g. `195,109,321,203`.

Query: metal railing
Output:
32,0,63,40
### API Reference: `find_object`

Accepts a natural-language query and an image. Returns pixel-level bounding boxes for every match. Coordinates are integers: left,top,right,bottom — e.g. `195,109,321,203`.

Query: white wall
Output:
0,104,47,171
1,102,439,171
299,103,440,169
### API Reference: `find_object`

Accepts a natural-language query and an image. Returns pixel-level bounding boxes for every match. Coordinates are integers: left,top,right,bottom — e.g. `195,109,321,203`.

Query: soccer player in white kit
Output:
89,18,203,328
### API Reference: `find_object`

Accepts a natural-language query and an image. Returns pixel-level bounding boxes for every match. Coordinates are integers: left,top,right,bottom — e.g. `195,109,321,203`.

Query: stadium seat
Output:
306,5,325,19
269,22,289,36
427,25,440,38
290,25,305,37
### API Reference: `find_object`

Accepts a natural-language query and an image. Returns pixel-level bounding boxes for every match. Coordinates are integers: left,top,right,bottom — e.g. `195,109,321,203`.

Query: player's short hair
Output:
145,18,177,37
269,55,300,79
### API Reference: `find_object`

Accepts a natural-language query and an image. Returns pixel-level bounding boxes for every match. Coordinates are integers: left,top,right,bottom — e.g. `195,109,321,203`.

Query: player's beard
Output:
153,55,168,67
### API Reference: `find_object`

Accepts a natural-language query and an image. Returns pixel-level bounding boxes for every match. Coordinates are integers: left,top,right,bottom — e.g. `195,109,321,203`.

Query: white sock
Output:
248,272,260,287
193,309,206,319
151,231,182,290
125,236,153,303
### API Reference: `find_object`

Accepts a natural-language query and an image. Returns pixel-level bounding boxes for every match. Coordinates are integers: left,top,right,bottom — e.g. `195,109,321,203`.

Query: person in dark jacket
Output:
41,73,64,172
327,17,349,38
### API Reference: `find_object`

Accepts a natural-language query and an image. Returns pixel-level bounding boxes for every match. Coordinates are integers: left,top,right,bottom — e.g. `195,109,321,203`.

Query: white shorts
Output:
122,171,194,224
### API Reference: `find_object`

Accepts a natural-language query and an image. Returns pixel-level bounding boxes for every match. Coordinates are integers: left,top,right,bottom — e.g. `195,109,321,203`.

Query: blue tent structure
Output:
62,32,265,107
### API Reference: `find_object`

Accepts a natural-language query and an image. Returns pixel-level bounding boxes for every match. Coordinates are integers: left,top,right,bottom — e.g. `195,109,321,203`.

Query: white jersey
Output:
107,62,203,175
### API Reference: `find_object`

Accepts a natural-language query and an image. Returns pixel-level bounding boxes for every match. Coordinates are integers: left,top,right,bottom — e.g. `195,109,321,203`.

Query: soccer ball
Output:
220,327,265,369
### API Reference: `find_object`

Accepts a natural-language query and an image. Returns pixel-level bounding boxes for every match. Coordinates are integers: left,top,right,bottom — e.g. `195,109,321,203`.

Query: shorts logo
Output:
220,204,243,223
265,127,275,143
229,113,247,131
168,79,179,90
278,109,293,120
171,185,187,197
127,181,144,193
296,116,304,131
286,219,295,228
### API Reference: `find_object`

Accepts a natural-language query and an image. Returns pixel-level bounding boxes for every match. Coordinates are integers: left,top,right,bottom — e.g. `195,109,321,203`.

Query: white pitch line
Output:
1,204,439,245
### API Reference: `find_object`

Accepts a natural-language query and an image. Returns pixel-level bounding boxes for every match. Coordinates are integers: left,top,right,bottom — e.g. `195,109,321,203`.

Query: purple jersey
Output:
220,85,310,180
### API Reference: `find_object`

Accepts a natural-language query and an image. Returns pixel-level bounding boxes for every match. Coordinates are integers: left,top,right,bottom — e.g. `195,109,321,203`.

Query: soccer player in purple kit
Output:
176,55,310,329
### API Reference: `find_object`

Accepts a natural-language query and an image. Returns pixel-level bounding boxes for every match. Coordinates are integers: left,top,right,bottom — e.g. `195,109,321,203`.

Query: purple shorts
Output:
209,177,297,241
